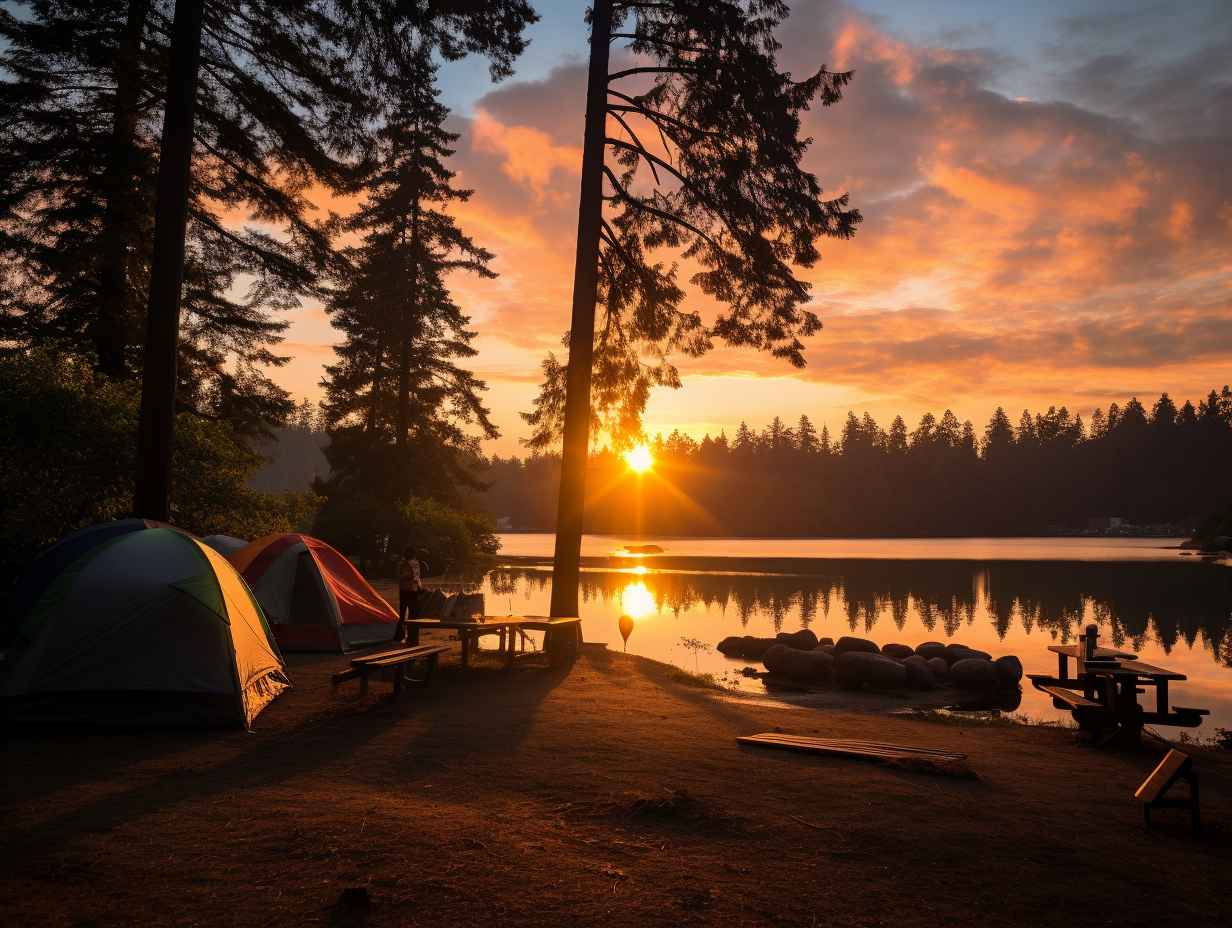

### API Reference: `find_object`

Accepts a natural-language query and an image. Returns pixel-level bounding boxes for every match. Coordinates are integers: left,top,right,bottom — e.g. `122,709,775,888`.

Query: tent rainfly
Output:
229,534,398,652
4,520,289,728
201,534,249,556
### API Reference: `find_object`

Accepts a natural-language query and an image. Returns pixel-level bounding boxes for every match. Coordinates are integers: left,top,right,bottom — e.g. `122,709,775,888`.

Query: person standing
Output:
395,547,429,641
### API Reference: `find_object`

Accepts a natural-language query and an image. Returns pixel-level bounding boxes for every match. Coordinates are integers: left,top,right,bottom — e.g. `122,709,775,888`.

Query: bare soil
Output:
3,640,1229,927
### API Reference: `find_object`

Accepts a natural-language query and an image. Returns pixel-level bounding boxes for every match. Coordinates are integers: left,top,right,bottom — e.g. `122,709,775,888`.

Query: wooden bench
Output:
331,644,449,697
1030,681,1101,710
1135,748,1200,831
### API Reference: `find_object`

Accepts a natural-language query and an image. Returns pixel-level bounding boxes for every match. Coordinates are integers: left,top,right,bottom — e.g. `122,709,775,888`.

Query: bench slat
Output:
1035,684,1102,709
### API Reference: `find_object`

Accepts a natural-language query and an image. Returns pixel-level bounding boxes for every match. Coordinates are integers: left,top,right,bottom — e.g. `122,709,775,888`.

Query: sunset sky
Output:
270,0,1232,456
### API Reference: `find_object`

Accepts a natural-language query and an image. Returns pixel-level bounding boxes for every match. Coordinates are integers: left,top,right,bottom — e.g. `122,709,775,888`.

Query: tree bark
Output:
133,0,206,521
95,0,153,378
395,202,420,503
549,0,613,618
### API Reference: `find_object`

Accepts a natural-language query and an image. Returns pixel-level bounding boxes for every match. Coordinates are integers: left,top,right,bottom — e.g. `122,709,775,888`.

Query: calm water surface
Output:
483,535,1232,733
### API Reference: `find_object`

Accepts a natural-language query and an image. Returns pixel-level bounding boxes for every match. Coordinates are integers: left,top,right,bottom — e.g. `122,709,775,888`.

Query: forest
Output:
480,387,1232,537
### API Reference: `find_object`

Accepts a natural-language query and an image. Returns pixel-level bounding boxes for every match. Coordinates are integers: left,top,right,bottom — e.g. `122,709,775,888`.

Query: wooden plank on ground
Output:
760,734,967,759
737,733,967,764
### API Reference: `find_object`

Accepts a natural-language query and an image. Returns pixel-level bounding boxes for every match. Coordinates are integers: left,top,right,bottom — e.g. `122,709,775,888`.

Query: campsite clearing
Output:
3,646,1230,927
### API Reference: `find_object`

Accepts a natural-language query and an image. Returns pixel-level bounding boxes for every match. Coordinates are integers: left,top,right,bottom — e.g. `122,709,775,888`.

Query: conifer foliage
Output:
524,0,861,448
319,51,498,508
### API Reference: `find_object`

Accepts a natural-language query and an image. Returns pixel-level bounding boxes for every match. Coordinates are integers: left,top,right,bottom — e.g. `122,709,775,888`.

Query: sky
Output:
270,0,1232,456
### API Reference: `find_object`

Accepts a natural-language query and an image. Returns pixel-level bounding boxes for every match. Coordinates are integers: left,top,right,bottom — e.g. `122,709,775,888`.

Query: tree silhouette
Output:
522,0,861,615
319,49,497,508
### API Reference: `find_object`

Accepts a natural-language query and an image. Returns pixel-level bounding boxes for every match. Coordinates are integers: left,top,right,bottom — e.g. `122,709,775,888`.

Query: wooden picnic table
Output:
405,615,582,669
1030,643,1207,744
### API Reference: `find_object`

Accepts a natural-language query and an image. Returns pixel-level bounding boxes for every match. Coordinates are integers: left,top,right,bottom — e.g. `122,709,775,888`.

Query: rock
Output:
949,658,1000,691
774,647,834,683
927,657,950,680
818,637,835,647
775,629,819,651
740,666,760,678
834,635,881,655
882,643,915,661
834,652,907,691
814,643,836,656
944,643,991,665
902,655,937,690
762,643,792,674
995,655,1023,686
915,641,947,661
717,636,776,659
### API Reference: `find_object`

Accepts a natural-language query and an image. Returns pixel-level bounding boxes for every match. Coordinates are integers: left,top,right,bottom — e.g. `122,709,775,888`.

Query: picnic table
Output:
1028,643,1208,744
405,615,582,669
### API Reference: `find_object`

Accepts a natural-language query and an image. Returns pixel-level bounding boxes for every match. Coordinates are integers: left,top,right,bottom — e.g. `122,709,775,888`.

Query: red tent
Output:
229,534,397,651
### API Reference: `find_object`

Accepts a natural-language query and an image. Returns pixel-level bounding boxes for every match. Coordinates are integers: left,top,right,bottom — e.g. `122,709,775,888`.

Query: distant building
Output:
495,516,513,531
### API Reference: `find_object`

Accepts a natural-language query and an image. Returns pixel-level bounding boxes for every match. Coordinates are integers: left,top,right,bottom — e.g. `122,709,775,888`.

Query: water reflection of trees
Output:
486,561,1232,665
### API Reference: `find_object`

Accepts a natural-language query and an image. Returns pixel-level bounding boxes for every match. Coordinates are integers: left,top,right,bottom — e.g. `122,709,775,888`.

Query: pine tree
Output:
529,0,861,615
2,0,535,427
321,51,498,506
886,416,909,456
982,407,1015,459
795,414,819,454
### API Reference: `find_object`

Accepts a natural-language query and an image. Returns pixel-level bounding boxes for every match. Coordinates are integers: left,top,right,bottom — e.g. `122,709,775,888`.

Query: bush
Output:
312,489,499,576
0,349,320,590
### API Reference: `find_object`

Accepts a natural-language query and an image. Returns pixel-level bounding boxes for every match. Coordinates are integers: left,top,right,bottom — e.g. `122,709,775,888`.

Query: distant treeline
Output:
479,388,1232,536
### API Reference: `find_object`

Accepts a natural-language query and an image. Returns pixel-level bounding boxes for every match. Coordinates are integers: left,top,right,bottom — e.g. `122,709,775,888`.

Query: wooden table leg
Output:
1156,679,1169,715
461,633,470,668
1058,652,1067,681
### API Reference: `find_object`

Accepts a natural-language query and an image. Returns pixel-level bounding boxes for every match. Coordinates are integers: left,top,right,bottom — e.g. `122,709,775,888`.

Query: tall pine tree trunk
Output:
395,202,421,503
95,0,153,378
133,0,205,521
549,0,612,618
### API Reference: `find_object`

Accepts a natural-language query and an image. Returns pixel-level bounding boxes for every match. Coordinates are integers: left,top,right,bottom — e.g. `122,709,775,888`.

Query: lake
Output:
482,535,1232,733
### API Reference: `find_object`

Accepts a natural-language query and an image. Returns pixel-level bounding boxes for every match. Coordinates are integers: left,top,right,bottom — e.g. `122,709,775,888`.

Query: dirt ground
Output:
3,640,1229,928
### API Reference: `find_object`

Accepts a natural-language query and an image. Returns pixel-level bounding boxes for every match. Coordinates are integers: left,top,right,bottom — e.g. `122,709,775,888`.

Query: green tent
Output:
4,523,289,728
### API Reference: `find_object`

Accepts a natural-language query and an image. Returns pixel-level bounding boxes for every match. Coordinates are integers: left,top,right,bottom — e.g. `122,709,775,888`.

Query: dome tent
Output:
4,522,289,728
201,534,249,556
229,534,398,652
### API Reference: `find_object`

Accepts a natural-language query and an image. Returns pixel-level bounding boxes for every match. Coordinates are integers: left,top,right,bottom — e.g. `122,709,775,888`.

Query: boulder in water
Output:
882,643,915,661
995,655,1023,686
717,635,776,659
902,655,937,690
915,641,947,661
927,657,950,681
774,647,834,683
944,643,991,665
834,636,881,655
762,643,792,674
776,629,819,651
835,652,907,690
949,658,1000,691
814,643,836,656
818,637,835,648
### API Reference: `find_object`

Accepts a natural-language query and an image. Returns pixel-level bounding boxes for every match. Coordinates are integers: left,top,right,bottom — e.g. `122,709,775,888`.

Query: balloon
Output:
618,614,634,650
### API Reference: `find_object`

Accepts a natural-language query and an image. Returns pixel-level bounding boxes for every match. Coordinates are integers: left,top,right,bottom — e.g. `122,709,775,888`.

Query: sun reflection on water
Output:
620,581,657,619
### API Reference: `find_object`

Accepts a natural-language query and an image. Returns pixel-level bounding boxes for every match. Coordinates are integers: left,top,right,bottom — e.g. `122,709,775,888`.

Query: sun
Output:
624,443,654,474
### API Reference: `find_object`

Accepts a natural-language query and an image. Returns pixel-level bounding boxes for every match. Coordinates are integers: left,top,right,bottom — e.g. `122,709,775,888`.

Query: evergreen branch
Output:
607,65,700,82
